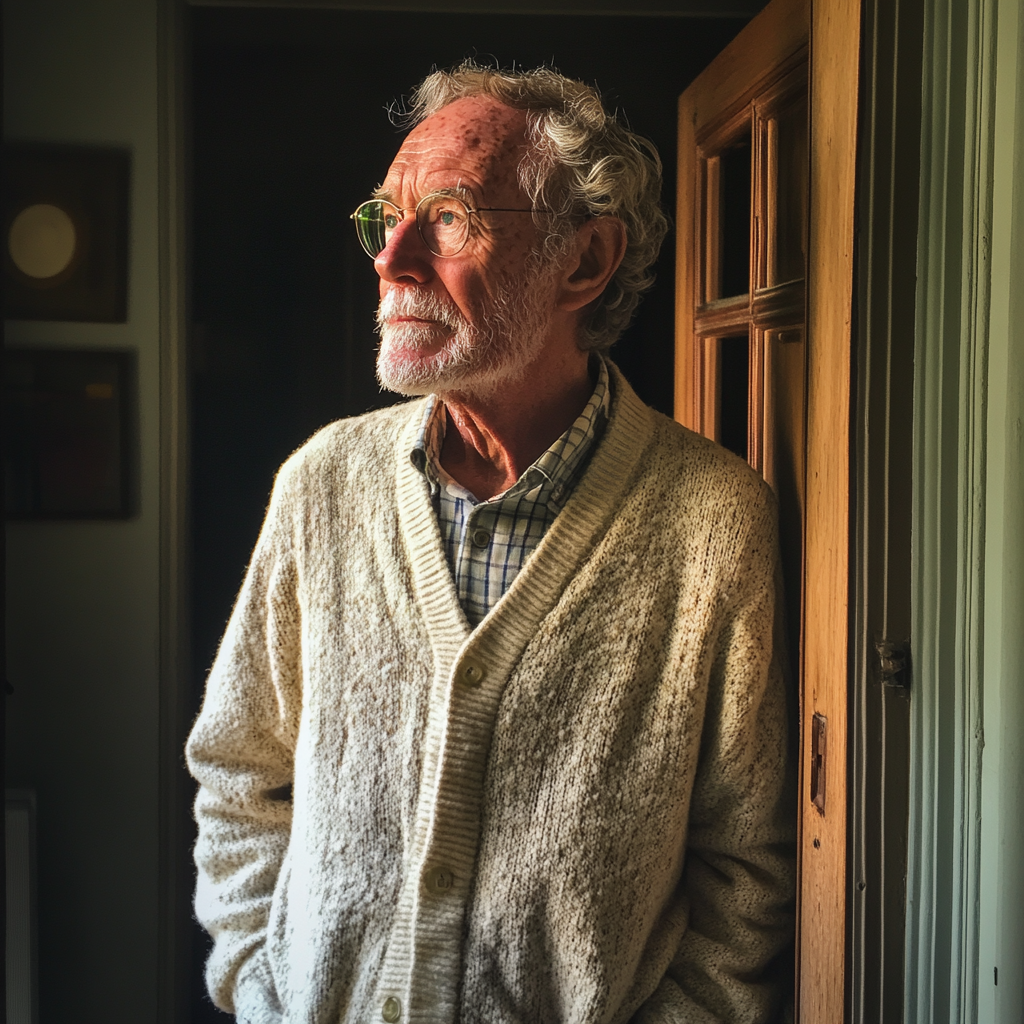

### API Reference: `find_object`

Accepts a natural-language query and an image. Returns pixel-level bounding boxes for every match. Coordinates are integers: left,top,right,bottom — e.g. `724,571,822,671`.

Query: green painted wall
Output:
979,0,1024,1018
3,1,163,1020
906,0,1024,1019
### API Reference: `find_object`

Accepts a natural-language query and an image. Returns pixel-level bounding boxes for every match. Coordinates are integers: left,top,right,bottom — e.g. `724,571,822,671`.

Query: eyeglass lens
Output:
353,196,471,258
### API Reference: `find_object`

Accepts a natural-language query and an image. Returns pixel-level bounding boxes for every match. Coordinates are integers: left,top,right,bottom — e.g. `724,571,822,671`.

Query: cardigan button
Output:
382,996,401,1022
424,866,454,892
458,657,486,687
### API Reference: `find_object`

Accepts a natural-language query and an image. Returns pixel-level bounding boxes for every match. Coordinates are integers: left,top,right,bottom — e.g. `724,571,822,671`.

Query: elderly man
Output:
187,63,794,1024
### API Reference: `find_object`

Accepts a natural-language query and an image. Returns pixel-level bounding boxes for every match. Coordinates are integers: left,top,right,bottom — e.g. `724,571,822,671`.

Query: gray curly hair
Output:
402,62,669,352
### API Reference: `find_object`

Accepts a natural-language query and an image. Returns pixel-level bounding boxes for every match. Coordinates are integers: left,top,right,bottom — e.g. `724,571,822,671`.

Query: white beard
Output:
374,262,557,400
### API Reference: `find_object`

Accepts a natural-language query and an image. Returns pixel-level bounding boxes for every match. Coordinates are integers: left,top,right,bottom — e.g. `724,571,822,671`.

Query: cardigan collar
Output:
393,359,655,676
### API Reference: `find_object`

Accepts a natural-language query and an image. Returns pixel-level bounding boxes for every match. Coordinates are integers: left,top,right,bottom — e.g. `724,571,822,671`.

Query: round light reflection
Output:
8,203,78,279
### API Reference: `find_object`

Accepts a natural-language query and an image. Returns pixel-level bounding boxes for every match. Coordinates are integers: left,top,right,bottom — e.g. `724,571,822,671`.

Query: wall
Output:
979,0,1024,1018
906,0,1024,1019
3,1,163,1021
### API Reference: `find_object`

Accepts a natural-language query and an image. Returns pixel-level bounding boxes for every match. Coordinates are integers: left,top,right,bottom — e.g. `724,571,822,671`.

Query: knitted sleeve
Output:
186,462,303,1024
636,481,797,1024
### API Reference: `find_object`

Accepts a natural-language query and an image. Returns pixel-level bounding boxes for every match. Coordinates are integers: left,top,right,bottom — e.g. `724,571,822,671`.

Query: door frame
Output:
906,0,1024,1020
799,2,860,1016
157,2,862,1021
674,0,860,1018
156,2,191,1022
846,0,921,1018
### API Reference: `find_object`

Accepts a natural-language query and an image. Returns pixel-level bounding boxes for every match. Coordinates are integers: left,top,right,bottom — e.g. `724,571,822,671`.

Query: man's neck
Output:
438,351,594,501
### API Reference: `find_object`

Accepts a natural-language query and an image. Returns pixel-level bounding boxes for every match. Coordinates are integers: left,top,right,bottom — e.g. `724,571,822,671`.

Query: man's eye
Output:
439,211,455,226
384,214,399,229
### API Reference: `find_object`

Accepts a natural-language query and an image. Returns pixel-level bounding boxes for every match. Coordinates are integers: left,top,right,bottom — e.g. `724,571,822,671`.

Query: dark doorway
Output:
188,8,749,1018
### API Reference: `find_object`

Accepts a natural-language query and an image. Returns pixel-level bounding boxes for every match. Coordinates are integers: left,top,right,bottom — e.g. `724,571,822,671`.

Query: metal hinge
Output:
874,638,910,690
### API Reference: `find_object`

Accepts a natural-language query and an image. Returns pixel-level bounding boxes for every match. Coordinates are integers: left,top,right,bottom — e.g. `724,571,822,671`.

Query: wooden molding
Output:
846,0,922,1016
799,0,860,1019
157,1,193,1021
675,0,809,429
675,0,860,1017
905,0,1004,1018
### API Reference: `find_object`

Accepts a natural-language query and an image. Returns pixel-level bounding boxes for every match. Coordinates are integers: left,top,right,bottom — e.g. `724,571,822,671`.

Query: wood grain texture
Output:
675,83,698,425
675,0,809,429
800,0,860,1019
676,0,858,1016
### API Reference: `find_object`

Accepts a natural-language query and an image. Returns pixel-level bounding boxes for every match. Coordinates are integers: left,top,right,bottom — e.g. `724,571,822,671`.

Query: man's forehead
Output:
382,96,529,196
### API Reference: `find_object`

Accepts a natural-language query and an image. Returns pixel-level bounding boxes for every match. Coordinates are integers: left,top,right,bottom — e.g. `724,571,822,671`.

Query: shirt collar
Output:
410,354,611,506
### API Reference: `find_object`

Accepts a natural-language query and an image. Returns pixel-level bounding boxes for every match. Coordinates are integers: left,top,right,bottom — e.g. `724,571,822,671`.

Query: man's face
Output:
373,96,562,397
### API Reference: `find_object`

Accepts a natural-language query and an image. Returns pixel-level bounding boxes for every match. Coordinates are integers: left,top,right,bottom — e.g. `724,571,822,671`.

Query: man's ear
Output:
557,216,627,313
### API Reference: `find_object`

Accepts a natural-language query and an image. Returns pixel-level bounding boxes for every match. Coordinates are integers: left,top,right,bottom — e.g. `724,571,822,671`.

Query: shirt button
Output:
458,657,487,688
471,527,491,547
424,866,454,892
382,996,401,1022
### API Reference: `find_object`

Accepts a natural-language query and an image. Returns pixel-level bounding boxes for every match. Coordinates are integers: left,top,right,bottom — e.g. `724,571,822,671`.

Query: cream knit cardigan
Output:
187,365,795,1024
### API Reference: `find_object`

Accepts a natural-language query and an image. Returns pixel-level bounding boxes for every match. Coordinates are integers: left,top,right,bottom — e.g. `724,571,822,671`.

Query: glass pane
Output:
719,142,752,298
718,334,749,459
764,326,805,664
768,96,808,286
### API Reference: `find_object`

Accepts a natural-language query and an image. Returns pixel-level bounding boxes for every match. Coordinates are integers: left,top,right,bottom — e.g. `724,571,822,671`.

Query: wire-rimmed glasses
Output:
350,192,547,259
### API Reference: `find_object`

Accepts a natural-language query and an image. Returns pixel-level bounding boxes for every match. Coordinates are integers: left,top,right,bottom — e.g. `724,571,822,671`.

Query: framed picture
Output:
3,349,135,519
3,145,130,322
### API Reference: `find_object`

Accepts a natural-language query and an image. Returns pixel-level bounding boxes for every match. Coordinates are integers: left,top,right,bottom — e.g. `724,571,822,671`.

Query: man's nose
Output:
374,216,432,284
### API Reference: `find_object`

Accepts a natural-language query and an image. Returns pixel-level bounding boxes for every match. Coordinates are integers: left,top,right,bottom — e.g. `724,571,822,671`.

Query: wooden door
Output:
675,0,859,1019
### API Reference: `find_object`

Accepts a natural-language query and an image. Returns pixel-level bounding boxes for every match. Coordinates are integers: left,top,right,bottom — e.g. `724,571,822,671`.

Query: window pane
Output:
718,334,749,459
768,96,808,286
720,142,752,298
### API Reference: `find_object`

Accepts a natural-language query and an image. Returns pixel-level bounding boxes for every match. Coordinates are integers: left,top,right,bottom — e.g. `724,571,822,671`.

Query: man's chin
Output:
375,298,551,400
377,349,463,396
376,350,508,399
375,333,445,394
377,373,436,398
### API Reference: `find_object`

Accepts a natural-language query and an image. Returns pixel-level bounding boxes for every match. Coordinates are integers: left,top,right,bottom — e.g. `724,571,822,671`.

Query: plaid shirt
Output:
411,357,610,627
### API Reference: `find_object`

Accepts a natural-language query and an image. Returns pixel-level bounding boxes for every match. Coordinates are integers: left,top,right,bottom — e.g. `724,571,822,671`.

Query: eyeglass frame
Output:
349,191,552,259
